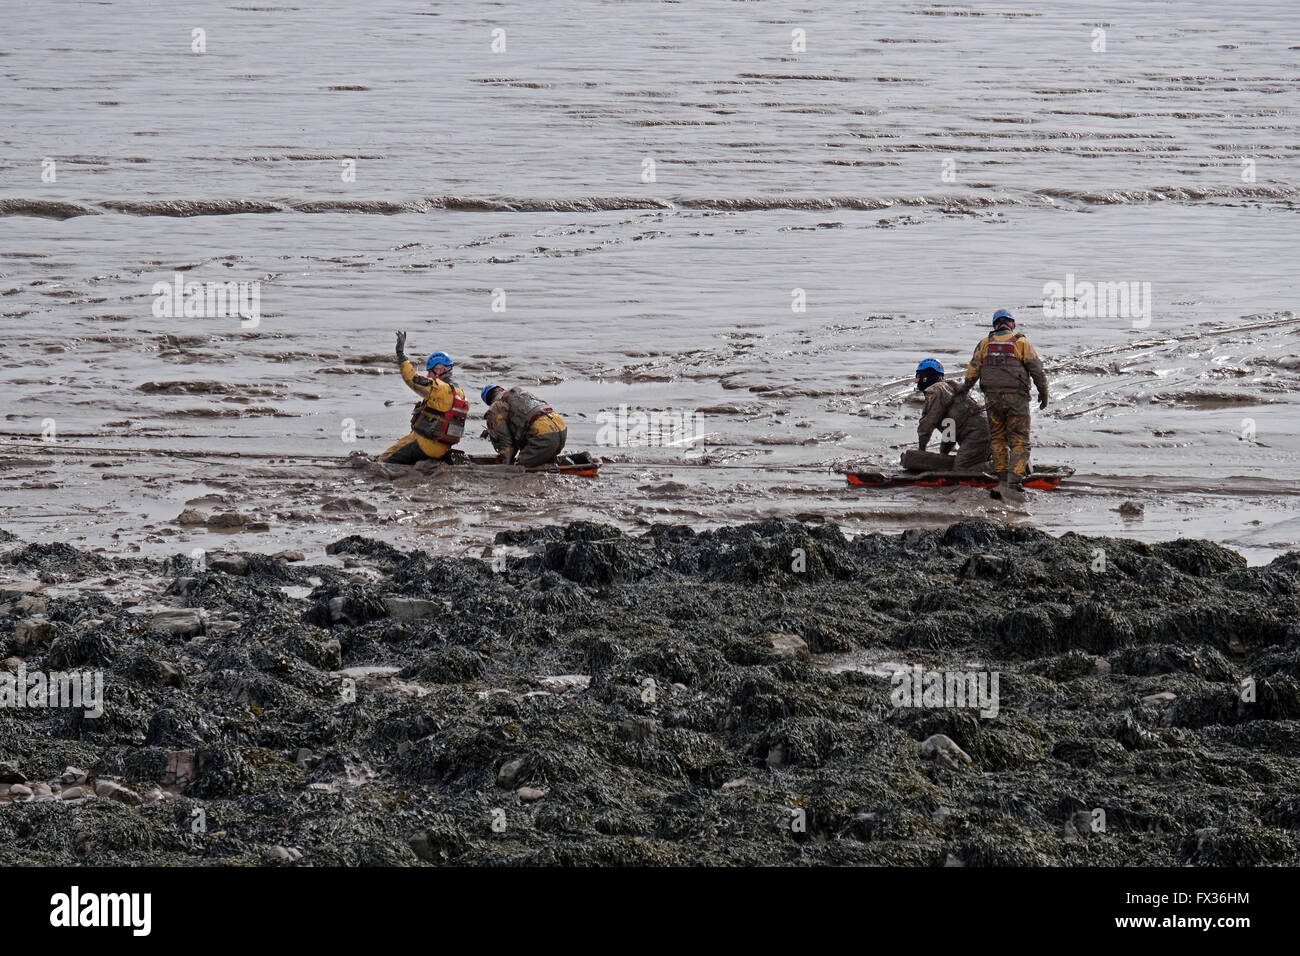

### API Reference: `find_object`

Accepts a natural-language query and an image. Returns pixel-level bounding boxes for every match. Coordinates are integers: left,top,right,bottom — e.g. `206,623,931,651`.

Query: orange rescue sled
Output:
465,453,600,478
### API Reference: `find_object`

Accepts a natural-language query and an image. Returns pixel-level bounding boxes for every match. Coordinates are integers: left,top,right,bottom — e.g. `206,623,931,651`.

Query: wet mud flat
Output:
2,518,1299,866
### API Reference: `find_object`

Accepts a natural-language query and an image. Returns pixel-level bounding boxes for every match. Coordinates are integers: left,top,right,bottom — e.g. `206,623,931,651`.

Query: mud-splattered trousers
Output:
983,391,1032,478
380,361,467,464
485,388,568,467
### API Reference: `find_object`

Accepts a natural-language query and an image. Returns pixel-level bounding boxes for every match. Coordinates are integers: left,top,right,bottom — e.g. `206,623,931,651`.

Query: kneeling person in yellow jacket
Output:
379,331,470,464
481,384,567,467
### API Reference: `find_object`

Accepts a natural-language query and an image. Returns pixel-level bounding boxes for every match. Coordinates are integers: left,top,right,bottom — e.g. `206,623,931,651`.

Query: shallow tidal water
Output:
1,0,1297,562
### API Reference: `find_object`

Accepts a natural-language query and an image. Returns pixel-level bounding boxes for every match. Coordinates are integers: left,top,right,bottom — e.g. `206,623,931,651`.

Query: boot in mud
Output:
990,470,1024,502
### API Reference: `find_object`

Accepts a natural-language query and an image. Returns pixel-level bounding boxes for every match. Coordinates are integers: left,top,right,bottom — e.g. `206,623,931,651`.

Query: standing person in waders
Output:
378,332,470,464
957,310,1048,498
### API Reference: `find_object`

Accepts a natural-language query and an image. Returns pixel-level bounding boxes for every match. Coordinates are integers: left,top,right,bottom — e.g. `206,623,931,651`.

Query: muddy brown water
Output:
1,0,1297,563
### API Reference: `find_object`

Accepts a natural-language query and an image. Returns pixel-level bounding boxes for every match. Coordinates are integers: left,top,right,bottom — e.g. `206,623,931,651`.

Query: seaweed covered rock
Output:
0,519,1296,868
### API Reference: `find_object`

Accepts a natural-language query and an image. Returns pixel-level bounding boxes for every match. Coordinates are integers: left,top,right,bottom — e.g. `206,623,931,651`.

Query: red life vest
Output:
411,387,469,444
984,333,1022,366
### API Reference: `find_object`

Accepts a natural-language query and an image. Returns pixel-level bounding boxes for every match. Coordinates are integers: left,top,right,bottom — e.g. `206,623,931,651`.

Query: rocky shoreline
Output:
2,519,1298,865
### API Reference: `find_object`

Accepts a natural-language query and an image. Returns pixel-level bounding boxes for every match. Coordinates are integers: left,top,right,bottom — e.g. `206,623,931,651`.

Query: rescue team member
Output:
480,385,567,468
378,331,470,464
957,310,1049,490
914,358,992,471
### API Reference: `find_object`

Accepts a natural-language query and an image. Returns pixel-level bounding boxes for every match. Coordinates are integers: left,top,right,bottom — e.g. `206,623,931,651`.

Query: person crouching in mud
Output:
909,357,993,472
378,331,470,464
480,385,567,467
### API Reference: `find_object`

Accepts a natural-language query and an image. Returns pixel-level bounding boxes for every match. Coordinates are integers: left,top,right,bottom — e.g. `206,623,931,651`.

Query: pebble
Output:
59,786,89,801
920,734,973,770
762,632,810,661
207,511,252,529
8,784,33,800
150,608,207,637
516,787,547,802
1118,500,1145,518
207,553,249,575
496,758,527,789
535,674,591,694
94,779,143,806
275,550,307,563
61,766,88,785
961,553,1008,579
156,661,185,686
1142,691,1177,705
16,615,57,649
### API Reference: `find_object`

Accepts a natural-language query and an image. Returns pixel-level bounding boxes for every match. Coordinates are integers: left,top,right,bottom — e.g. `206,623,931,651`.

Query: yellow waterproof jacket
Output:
964,331,1049,398
400,360,468,458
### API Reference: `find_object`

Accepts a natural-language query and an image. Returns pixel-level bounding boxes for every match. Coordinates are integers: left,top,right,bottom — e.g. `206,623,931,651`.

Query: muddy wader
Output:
962,325,1048,489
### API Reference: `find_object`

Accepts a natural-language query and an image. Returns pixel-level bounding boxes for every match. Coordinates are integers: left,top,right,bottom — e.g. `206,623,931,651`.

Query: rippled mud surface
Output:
1,1,1298,562
2,519,1298,865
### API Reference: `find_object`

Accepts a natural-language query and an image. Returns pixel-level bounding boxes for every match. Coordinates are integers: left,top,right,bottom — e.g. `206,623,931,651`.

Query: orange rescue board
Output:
846,471,1064,491
466,454,600,478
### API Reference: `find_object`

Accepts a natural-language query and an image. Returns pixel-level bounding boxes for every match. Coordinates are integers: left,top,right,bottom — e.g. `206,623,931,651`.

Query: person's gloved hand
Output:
395,330,407,360
954,380,971,396
940,441,955,455
1038,393,1049,410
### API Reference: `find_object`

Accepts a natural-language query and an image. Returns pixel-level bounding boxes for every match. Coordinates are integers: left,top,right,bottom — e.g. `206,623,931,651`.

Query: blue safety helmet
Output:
992,309,1015,326
426,351,454,372
481,385,502,405
915,357,945,391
